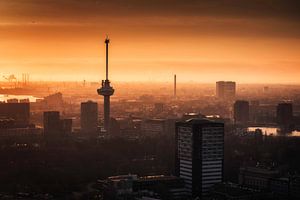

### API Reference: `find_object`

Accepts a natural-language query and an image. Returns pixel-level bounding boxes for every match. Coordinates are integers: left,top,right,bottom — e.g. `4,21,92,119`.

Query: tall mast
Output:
105,37,109,80
98,36,115,132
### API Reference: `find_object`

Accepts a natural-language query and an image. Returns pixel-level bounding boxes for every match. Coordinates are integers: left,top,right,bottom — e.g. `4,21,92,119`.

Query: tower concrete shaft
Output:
97,37,114,131
103,92,111,130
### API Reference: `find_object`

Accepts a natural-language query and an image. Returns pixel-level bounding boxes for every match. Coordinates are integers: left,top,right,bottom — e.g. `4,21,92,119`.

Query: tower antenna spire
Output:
105,35,110,80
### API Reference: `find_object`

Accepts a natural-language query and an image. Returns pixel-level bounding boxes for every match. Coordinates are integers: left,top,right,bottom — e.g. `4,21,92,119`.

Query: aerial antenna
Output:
104,35,110,80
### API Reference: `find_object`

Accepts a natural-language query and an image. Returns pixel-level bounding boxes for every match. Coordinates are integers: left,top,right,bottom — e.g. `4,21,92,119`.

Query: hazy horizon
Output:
3,80,300,85
0,0,299,83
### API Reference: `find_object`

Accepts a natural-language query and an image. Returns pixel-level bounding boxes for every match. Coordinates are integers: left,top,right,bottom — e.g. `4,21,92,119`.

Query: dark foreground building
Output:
175,118,224,198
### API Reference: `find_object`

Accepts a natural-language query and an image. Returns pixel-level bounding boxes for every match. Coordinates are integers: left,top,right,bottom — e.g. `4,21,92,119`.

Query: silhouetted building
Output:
0,102,30,126
234,100,250,125
216,81,236,100
44,111,72,135
276,102,293,128
175,118,224,198
81,101,98,133
43,111,61,135
43,92,63,104
43,92,64,110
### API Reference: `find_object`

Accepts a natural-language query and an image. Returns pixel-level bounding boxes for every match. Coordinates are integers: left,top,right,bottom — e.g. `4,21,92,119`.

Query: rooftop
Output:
184,118,223,125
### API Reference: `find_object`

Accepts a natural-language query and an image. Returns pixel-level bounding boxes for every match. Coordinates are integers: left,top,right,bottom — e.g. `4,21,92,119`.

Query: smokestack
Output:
174,74,177,98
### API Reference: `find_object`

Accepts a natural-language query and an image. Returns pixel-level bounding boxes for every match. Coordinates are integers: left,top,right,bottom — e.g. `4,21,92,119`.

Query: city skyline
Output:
0,0,299,83
0,1,300,199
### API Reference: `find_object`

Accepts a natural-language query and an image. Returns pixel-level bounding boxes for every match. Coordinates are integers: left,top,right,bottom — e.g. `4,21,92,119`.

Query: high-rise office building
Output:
175,118,224,198
276,102,293,127
216,81,236,100
234,100,250,125
81,101,98,133
44,111,72,135
43,111,61,134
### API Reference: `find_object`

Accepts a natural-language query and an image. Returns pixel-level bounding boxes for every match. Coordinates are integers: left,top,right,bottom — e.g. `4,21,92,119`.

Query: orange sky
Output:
0,0,299,83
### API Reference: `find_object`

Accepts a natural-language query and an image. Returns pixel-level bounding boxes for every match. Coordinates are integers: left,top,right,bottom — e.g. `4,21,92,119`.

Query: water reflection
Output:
0,94,41,102
248,127,300,137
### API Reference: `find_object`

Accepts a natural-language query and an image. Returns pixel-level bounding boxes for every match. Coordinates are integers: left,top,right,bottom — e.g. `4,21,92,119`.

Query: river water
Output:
248,127,300,137
0,94,41,102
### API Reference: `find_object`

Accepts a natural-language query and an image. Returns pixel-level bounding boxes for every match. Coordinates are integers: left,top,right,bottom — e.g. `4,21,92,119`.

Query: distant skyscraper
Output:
277,102,293,127
234,100,250,125
43,92,64,112
43,111,72,135
97,36,114,132
175,118,224,198
216,81,236,100
43,111,60,134
81,101,98,133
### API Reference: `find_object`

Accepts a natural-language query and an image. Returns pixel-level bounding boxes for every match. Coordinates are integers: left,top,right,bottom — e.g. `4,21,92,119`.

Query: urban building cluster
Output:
0,39,299,199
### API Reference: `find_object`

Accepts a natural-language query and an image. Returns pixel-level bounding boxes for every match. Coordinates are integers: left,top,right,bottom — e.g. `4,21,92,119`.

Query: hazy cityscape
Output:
0,69,300,199
1,0,300,199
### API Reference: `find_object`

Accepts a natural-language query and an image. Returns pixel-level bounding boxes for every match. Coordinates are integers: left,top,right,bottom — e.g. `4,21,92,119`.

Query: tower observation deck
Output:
97,37,114,132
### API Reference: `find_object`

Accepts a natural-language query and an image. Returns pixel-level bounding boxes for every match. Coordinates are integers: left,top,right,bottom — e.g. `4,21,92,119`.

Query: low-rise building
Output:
239,166,279,189
210,182,273,200
100,174,188,200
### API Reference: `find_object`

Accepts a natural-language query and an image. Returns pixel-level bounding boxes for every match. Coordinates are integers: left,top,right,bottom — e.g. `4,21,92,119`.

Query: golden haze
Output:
0,0,299,83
